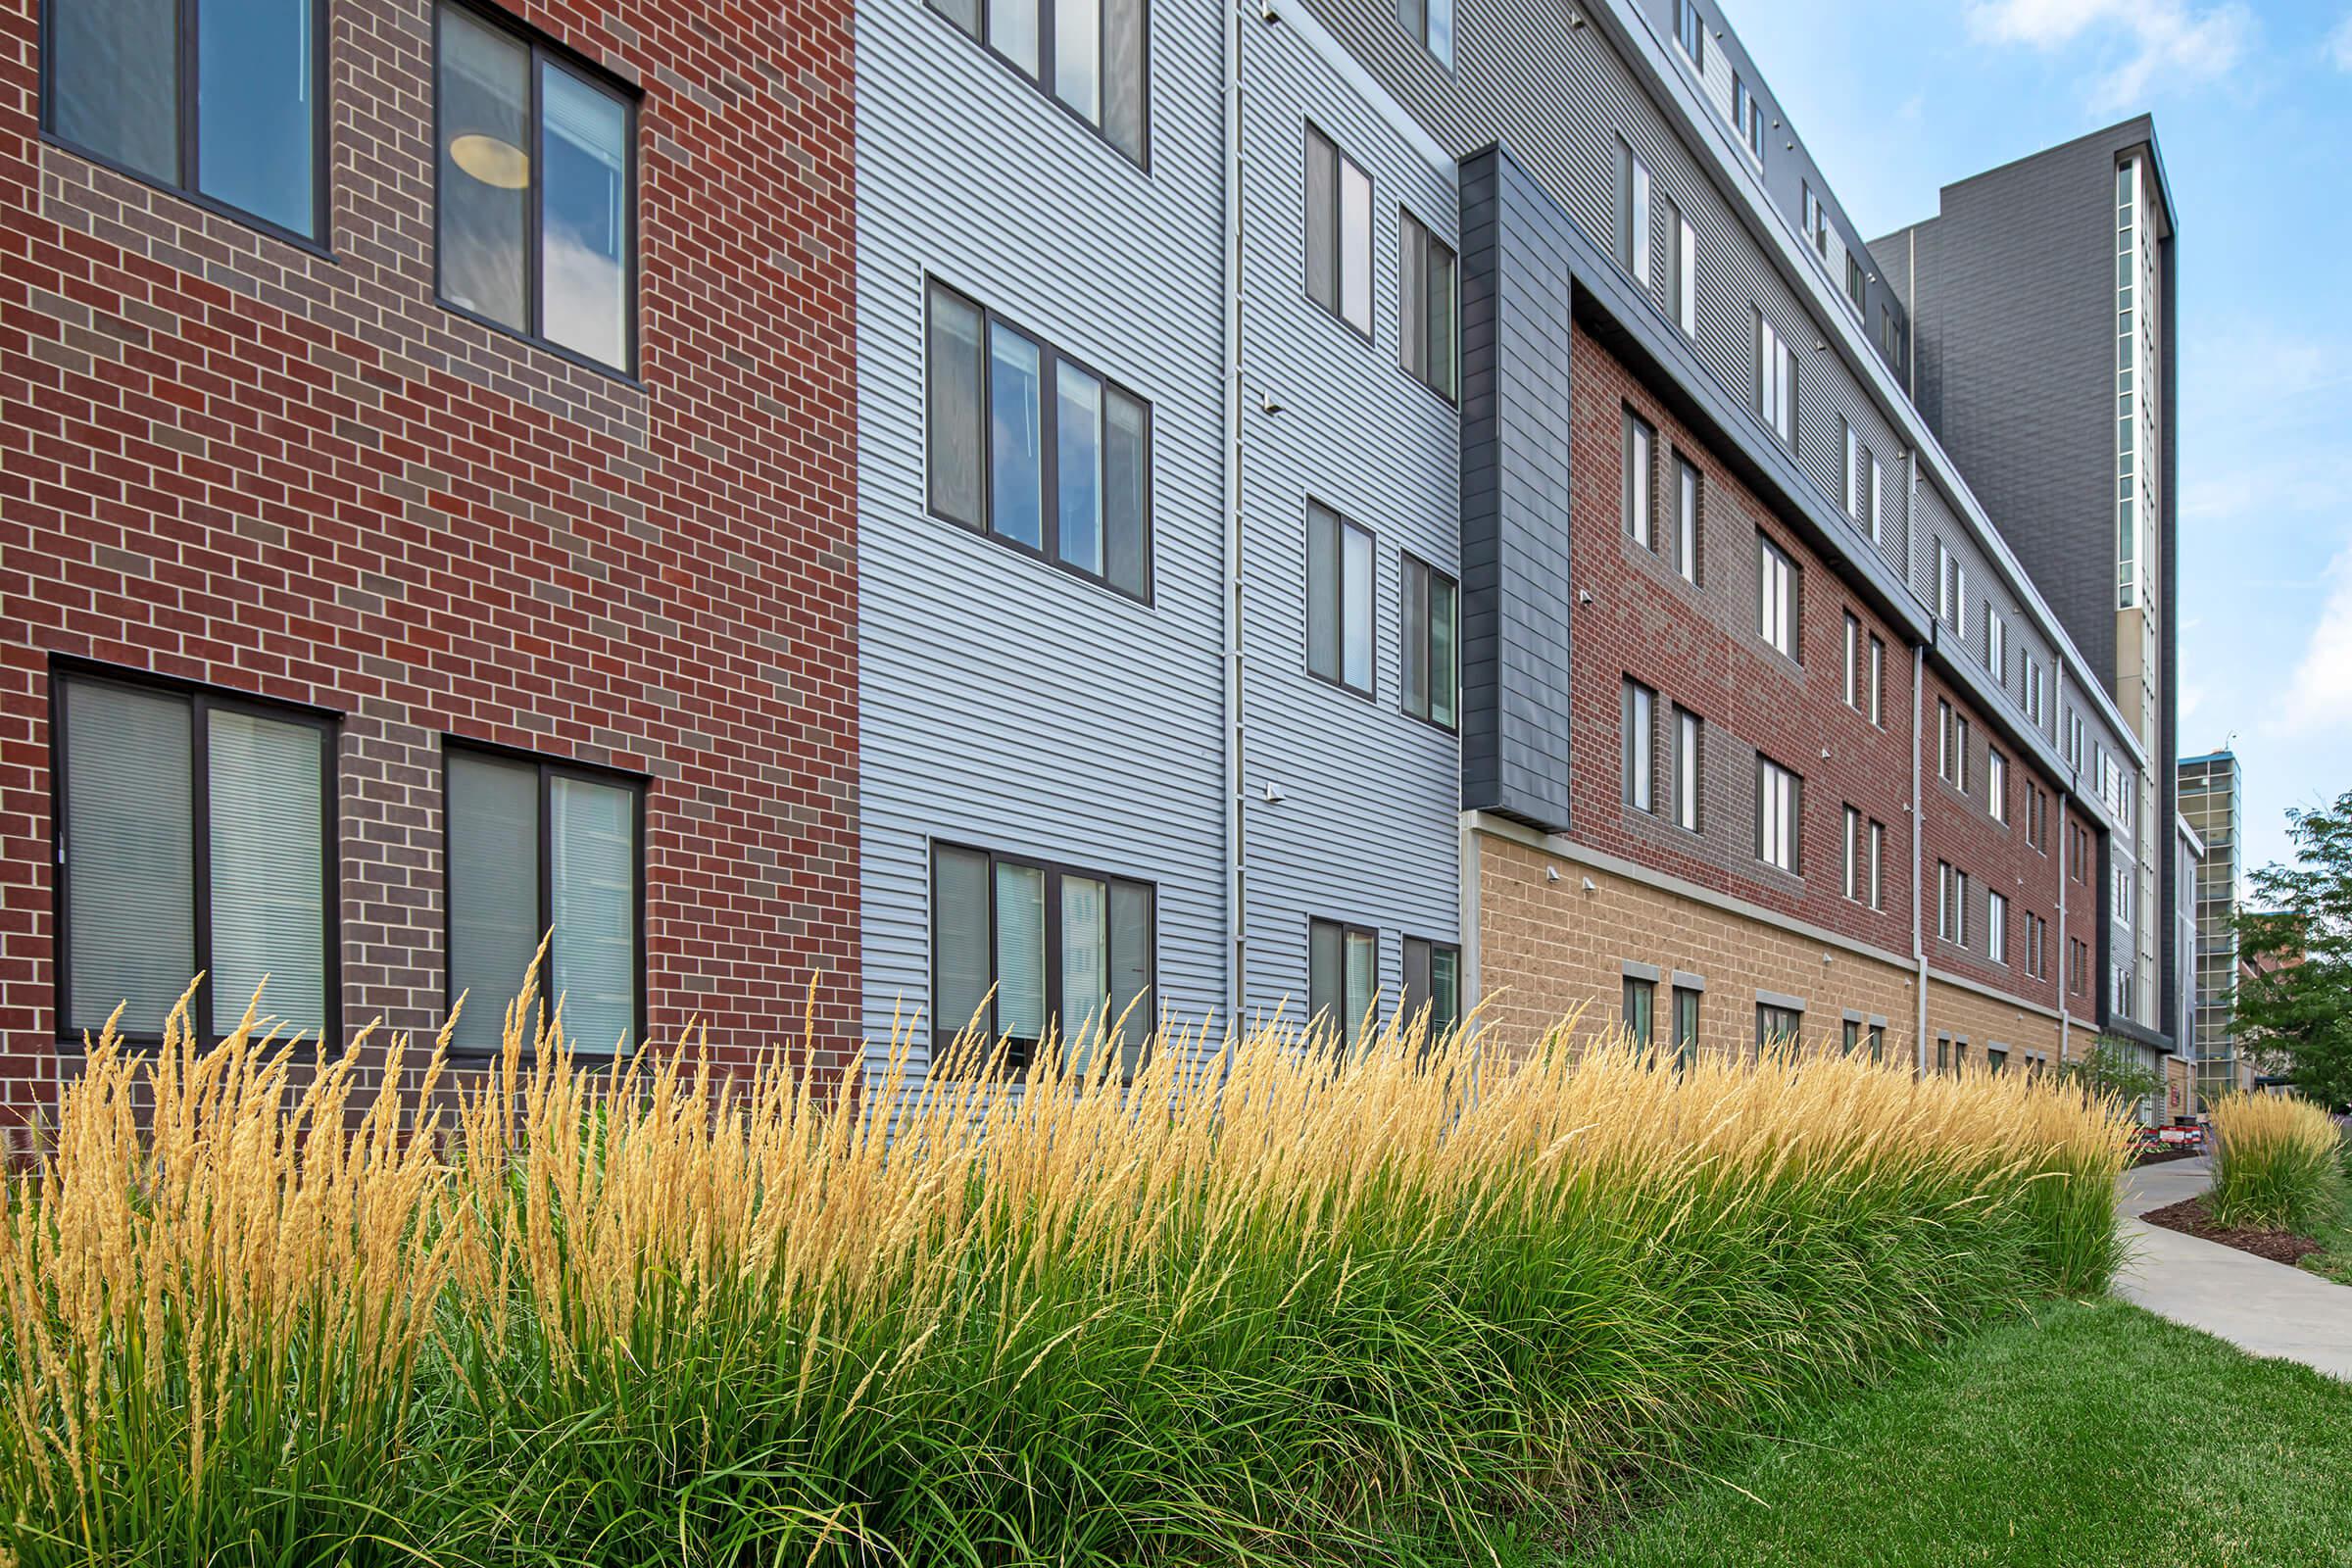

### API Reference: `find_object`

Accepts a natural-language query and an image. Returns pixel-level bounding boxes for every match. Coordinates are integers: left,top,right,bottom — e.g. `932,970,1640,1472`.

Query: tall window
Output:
1623,409,1655,549
1986,611,2008,684
1936,539,1967,634
2025,654,2045,726
1845,252,1866,313
1622,679,1657,812
1987,889,2009,965
1623,974,1656,1051
1841,418,1859,517
1615,138,1652,287
1308,918,1378,1042
1842,1018,1861,1056
446,744,641,1054
1802,182,1828,257
1938,863,1971,948
928,0,1148,165
926,281,1152,601
1401,936,1460,1039
1987,749,2008,824
1841,612,1860,709
1399,211,1458,401
1938,701,1971,794
1757,533,1797,660
1400,554,1458,730
44,0,326,242
1868,817,1886,909
1841,804,1861,901
1675,0,1703,65
1733,74,1764,162
1672,707,1702,831
1673,983,1700,1067
1867,634,1886,725
53,668,335,1045
1306,501,1375,696
1672,209,1697,336
1672,456,1701,582
1396,0,1453,68
1306,124,1373,337
437,2,636,372
933,843,1156,1078
1756,756,1800,873
1754,310,1796,448
1868,453,1884,544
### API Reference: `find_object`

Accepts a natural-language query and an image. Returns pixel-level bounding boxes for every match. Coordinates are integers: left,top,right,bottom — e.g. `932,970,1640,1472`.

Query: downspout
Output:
1222,0,1246,1038
1911,636,1928,1075
2054,663,2071,1067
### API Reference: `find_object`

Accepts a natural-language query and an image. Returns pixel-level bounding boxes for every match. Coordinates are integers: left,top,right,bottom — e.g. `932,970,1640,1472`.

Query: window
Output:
436,2,637,372
1308,918,1378,1042
927,0,1148,165
1672,707,1702,832
1841,418,1860,518
1867,634,1886,726
1396,0,1453,67
1868,818,1886,909
1622,679,1657,812
1757,1003,1803,1052
1623,409,1655,549
1399,210,1458,401
1306,501,1375,696
2025,654,2045,727
1841,612,1860,709
1671,455,1701,582
933,842,1156,1077
1845,252,1866,314
1400,554,1458,730
1675,0,1703,66
1867,1022,1885,1061
1734,74,1764,162
1987,889,2008,965
1937,864,1971,949
53,667,336,1045
1935,542,1968,638
1880,305,1898,362
1754,310,1796,448
1756,756,1800,873
1868,453,1885,544
1623,974,1656,1052
2025,912,2046,980
2067,709,2083,769
1937,702,1971,795
1842,1018,1860,1055
1757,533,1797,659
446,743,641,1054
1936,1035,1950,1073
1402,936,1461,1040
925,280,1152,601
1616,138,1652,287
1672,209,1697,336
1305,124,1373,337
1673,983,1700,1067
1802,182,1828,257
1987,749,2009,824
44,0,326,243
1841,805,1860,900
1986,611,2008,684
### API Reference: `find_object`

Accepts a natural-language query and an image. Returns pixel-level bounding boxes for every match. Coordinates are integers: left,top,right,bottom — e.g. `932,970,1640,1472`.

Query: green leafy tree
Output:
2058,1036,2165,1111
2235,790,2352,1111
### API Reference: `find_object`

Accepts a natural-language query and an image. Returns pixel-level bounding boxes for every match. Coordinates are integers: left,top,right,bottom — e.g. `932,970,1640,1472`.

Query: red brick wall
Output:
2060,799,2102,1029
1565,324,1914,959
0,0,858,1140
1917,670,2063,1013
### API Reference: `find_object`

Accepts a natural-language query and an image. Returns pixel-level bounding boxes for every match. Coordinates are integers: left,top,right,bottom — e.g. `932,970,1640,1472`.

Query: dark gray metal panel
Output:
1458,146,1576,829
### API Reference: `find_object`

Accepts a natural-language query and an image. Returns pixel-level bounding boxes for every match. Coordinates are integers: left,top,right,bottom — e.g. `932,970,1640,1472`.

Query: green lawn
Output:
1479,1299,2352,1568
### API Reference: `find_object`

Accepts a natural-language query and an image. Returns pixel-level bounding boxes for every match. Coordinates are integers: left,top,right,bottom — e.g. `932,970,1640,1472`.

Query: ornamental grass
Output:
2208,1092,2343,1235
0,966,2129,1567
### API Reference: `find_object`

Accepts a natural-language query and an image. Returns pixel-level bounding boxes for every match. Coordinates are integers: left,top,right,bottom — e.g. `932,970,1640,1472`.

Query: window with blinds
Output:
444,744,641,1053
54,669,335,1044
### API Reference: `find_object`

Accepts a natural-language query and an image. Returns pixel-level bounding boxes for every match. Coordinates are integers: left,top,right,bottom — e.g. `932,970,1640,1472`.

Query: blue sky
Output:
1728,0,2352,879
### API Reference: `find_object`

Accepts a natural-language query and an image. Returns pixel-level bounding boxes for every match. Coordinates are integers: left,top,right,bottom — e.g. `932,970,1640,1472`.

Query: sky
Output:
1725,0,2352,880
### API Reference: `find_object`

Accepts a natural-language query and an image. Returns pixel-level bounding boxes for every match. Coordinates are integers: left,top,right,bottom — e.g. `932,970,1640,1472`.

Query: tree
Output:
2058,1036,2165,1112
2235,790,2352,1111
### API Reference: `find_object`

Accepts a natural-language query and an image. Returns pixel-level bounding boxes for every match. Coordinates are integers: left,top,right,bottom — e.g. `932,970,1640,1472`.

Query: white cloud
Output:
1967,0,2255,109
2275,545,2352,738
2328,13,2352,72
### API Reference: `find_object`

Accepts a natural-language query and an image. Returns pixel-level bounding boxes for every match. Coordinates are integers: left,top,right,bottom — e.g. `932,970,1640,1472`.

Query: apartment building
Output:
0,0,863,1144
1875,121,2180,1048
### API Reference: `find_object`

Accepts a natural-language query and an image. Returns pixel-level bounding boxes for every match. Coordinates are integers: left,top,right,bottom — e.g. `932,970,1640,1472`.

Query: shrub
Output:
2209,1094,2344,1235
0,974,2131,1567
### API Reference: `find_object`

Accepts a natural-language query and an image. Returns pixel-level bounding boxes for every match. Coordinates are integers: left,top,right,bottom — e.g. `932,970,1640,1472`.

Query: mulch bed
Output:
2141,1197,2324,1266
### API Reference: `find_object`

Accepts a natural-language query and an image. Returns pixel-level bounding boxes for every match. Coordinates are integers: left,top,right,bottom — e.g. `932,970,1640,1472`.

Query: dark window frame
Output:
1398,550,1459,733
1304,498,1377,700
1622,973,1656,1052
37,0,334,254
1845,250,1866,313
1395,0,1455,70
1401,934,1462,1040
1622,676,1658,813
1397,205,1459,404
922,0,1153,172
1670,450,1702,584
49,657,343,1051
1672,983,1700,1068
1756,1002,1803,1053
1307,915,1381,1042
439,734,648,1057
1303,120,1375,343
928,838,1158,1078
1674,0,1704,67
1622,406,1657,551
922,276,1156,606
431,0,643,380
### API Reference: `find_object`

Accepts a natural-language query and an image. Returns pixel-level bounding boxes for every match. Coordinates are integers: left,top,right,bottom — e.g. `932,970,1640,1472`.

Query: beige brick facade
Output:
1920,977,2066,1075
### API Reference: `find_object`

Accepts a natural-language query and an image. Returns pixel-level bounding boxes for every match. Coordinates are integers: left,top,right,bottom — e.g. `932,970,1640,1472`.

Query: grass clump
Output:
2209,1093,2343,1234
0,971,2131,1567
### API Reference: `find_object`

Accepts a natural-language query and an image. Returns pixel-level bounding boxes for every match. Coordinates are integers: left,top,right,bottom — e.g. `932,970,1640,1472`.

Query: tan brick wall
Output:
1920,976,2065,1074
1474,828,1916,1064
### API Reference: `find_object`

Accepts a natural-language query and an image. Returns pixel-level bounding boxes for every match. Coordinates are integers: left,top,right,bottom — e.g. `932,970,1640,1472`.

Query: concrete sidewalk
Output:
2113,1156,2352,1381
